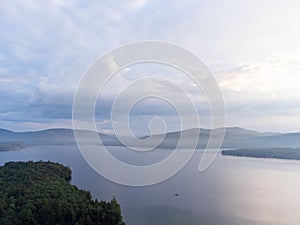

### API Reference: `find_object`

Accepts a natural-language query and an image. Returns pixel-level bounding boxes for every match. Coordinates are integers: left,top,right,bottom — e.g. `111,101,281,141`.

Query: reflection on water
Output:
1,146,300,225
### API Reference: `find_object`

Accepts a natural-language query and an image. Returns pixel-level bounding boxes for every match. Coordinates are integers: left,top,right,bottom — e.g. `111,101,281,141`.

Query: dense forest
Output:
222,147,300,160
0,161,125,225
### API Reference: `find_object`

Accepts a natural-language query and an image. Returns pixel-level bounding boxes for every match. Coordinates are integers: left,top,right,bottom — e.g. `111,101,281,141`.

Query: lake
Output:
1,145,300,225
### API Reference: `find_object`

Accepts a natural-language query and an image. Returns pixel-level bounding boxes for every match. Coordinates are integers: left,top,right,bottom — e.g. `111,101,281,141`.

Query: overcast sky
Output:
0,0,300,133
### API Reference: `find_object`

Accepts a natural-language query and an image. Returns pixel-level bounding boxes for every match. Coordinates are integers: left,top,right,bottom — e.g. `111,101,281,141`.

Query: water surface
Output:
1,146,300,225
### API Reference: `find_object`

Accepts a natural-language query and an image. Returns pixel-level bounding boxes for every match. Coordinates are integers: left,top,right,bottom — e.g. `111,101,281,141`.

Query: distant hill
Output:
0,127,299,150
0,128,121,146
0,128,14,135
142,127,300,149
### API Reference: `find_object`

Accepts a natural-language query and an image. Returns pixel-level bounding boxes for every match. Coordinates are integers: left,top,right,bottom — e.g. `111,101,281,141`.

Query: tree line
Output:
0,161,125,225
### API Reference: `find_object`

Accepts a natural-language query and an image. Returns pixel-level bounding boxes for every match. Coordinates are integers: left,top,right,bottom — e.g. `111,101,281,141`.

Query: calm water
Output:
1,145,300,225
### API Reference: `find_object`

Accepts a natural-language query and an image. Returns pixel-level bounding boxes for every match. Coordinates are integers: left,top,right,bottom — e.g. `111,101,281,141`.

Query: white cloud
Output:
217,55,300,101
0,78,15,83
213,55,300,132
126,0,152,11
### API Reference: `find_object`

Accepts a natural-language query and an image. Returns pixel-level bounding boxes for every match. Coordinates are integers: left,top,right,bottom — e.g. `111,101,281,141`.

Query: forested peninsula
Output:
0,161,125,225
222,147,300,160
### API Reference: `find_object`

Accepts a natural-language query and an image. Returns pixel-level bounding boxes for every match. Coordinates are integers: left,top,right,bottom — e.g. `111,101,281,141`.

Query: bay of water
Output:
1,145,300,225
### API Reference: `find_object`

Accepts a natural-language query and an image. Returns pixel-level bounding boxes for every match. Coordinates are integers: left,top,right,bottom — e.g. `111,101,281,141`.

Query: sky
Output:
0,0,300,133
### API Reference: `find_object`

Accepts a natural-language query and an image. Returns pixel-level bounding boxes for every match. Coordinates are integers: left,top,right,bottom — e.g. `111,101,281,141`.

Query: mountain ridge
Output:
0,127,299,150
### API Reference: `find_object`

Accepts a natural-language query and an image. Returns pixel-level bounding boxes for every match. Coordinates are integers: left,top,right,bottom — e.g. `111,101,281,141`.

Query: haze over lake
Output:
1,145,300,225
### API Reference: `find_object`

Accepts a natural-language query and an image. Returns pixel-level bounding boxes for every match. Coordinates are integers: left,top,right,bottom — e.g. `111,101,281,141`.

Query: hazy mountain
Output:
0,128,121,146
0,127,299,150
141,127,299,149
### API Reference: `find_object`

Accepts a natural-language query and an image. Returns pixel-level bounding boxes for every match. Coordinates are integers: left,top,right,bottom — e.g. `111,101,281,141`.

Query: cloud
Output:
214,55,300,132
217,55,300,102
126,0,153,11
1,0,300,132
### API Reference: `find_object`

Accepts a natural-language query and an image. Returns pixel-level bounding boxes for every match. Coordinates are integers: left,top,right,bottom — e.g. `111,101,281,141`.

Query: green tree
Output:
0,161,125,225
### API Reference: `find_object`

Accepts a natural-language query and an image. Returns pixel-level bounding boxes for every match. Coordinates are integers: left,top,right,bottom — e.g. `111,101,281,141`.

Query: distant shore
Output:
222,147,300,160
0,141,30,151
